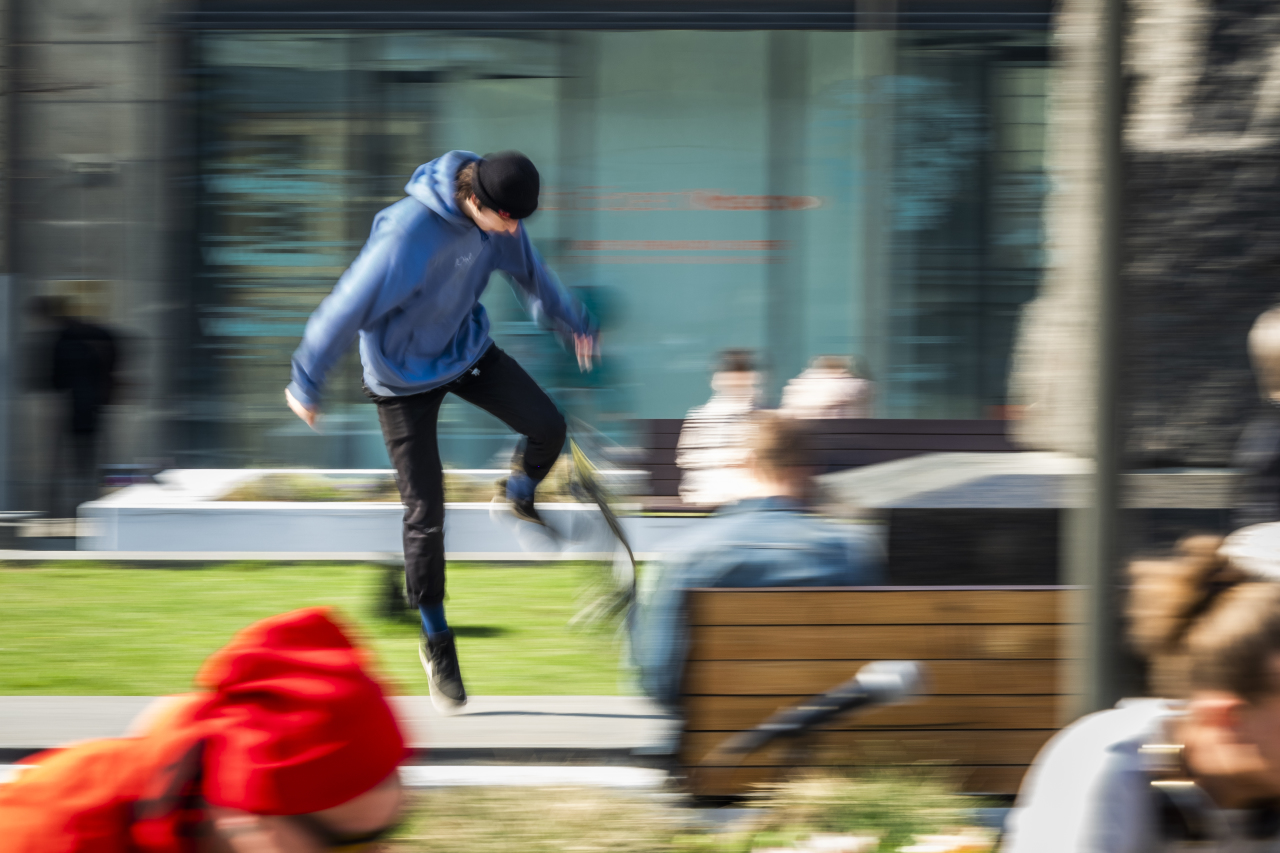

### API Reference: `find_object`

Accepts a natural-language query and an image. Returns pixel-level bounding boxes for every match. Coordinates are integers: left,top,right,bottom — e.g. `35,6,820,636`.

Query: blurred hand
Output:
575,333,599,373
285,387,319,431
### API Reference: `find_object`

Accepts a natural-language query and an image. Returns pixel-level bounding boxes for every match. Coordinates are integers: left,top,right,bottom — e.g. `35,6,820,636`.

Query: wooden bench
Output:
678,586,1070,797
643,418,1018,509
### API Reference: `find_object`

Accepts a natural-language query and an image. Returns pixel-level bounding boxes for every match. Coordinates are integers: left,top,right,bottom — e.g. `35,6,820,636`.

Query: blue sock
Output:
506,472,535,503
419,603,449,638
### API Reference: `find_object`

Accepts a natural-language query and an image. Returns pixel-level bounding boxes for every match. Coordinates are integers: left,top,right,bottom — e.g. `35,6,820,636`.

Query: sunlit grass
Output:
391,786,681,853
0,562,625,695
748,769,987,853
387,770,990,853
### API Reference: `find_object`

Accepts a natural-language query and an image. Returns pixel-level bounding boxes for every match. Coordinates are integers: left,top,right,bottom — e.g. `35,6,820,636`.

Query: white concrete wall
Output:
79,492,697,556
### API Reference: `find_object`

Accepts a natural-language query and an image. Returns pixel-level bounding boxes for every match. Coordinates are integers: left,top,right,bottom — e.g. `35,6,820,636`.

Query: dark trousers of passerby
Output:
366,344,566,607
49,420,101,519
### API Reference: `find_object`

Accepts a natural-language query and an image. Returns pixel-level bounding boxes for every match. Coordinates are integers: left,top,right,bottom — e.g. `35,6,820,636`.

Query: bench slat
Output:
683,694,1060,732
683,729,1054,767
645,428,1013,452
649,432,681,450
683,659,1065,695
647,418,685,435
690,764,1031,796
688,589,1067,626
646,419,1010,439
797,419,1011,436
688,624,1062,661
805,434,1015,452
810,450,921,467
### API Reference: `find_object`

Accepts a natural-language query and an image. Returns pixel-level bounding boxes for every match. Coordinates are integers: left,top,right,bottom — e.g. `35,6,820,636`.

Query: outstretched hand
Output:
575,333,599,372
285,387,320,431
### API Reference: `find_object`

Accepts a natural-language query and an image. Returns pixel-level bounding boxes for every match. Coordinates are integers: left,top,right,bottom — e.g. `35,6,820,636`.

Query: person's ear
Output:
1191,691,1248,734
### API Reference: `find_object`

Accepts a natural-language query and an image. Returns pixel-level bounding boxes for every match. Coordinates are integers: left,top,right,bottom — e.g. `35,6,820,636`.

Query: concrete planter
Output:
78,469,696,556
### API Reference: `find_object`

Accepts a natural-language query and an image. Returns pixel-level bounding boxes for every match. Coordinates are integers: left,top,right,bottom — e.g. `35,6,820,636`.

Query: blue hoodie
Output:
287,150,595,408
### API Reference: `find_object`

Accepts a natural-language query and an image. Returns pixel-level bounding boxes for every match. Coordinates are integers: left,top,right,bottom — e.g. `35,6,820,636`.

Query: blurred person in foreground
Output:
285,150,598,712
0,608,406,852
675,348,761,507
1234,305,1280,529
631,411,884,709
779,354,874,419
1005,525,1280,851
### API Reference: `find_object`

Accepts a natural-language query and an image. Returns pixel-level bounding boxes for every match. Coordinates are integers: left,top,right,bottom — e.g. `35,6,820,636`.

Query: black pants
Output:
368,344,566,607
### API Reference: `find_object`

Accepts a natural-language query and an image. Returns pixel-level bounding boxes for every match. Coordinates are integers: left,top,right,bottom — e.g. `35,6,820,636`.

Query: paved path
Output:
0,695,679,789
0,551,655,561
0,763,669,789
0,695,678,754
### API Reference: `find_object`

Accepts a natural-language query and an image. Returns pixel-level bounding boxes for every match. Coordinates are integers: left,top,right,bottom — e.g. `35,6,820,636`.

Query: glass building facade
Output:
187,26,1048,468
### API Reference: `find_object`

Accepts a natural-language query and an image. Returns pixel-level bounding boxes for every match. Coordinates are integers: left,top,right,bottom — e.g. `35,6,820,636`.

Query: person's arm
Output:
1231,414,1280,527
631,543,726,710
676,407,753,472
1003,711,1159,853
493,227,598,368
674,410,702,470
286,226,412,421
845,529,886,586
630,556,688,708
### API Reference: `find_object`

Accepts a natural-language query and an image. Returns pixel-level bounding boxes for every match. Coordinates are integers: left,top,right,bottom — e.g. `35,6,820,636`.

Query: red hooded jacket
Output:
0,608,407,852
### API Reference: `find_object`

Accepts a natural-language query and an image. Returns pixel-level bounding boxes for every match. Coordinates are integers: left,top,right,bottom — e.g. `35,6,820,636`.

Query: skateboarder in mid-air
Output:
286,150,598,712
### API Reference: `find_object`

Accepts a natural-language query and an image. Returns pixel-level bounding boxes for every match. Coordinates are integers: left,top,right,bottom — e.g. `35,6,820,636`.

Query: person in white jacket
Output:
676,349,760,507
780,355,873,419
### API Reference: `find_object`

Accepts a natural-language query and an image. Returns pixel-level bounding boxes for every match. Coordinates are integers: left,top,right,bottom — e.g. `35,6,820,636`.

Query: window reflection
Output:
191,29,1048,467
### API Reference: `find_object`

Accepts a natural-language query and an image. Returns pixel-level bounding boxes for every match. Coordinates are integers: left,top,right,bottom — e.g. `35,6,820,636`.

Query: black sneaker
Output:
419,629,467,714
510,495,547,526
494,476,547,527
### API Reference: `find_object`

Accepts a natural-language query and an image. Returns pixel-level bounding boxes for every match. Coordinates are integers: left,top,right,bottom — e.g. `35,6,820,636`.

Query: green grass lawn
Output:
0,562,626,695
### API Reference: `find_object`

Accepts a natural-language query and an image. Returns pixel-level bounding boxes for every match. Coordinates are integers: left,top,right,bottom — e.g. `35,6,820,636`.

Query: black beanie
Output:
473,151,540,220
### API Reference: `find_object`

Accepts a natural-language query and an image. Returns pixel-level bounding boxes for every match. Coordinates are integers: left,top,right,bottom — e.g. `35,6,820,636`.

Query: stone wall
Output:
1013,0,1280,468
1123,0,1280,467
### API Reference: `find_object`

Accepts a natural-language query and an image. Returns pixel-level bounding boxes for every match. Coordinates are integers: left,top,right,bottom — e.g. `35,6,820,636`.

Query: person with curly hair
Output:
1007,524,1280,851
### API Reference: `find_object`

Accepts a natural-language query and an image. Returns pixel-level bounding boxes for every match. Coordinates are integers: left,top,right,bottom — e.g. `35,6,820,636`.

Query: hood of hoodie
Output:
405,150,481,228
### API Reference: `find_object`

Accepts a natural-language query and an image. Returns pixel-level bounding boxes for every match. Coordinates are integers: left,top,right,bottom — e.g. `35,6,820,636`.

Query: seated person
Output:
676,348,761,507
780,354,874,419
631,411,884,709
1005,525,1280,852
1234,305,1280,529
0,607,407,852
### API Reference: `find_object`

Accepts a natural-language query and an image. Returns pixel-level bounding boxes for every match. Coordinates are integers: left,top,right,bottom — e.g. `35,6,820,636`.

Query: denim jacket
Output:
629,496,884,708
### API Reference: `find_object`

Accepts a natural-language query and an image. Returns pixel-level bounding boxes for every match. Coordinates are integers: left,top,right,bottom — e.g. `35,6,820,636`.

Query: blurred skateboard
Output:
567,434,637,576
381,421,638,621
564,421,638,629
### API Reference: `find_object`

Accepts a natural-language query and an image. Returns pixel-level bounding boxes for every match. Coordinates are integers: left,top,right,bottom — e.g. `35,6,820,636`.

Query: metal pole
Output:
0,0,15,512
855,0,895,415
1069,0,1125,717
766,30,808,405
